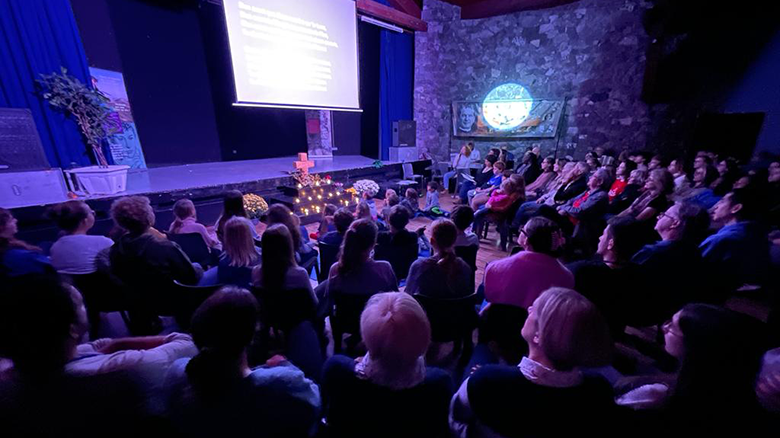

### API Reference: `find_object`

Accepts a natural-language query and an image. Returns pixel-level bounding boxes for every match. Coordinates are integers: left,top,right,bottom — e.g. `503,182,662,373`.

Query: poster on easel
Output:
89,67,147,169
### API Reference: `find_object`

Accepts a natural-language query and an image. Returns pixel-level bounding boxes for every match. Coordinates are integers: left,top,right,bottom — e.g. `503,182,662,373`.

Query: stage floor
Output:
10,155,391,209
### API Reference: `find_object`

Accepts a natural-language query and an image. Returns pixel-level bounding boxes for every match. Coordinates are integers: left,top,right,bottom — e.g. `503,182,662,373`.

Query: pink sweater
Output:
484,251,574,309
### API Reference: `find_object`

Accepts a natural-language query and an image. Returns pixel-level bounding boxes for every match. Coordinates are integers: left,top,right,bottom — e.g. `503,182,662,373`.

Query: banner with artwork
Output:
452,99,565,138
89,67,146,169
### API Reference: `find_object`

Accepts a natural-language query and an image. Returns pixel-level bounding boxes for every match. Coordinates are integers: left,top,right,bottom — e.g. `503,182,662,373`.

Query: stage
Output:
11,155,430,244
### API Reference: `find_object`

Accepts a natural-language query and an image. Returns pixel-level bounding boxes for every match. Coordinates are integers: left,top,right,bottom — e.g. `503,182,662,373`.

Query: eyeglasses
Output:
662,320,682,337
657,211,676,221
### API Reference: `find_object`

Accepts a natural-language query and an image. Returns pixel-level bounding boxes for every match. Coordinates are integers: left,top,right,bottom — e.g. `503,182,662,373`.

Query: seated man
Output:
700,188,771,292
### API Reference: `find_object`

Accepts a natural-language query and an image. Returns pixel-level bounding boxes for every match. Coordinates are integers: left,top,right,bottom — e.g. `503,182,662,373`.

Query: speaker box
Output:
392,120,416,147
0,108,50,172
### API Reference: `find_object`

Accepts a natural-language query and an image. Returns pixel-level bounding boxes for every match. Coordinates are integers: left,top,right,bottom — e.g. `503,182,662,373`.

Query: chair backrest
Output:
167,233,212,267
402,162,414,179
64,272,128,312
253,287,316,332
331,292,373,335
160,281,223,329
454,245,479,272
374,238,418,280
318,241,341,282
413,292,479,342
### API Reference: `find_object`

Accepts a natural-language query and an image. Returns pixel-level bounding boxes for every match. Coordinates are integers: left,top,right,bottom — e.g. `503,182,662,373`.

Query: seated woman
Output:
252,224,315,302
327,219,398,307
607,168,646,215
109,196,201,333
215,190,259,243
616,304,768,434
266,204,318,270
617,168,674,224
169,198,220,249
405,219,474,299
451,287,615,438
458,155,499,205
200,217,261,288
473,179,522,250
48,200,113,275
674,165,720,209
607,160,638,202
165,286,320,437
0,208,51,278
443,144,474,195
511,162,576,230
322,292,452,438
524,157,557,200
556,168,612,253
0,274,146,435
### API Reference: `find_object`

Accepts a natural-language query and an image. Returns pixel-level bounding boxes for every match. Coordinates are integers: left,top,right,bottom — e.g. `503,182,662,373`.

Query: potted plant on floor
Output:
38,67,129,195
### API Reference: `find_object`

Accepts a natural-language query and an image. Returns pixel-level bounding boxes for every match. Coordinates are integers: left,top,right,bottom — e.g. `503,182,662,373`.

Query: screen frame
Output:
221,0,362,112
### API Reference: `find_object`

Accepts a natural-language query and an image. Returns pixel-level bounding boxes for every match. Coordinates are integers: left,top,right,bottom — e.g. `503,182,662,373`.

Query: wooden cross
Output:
294,152,314,174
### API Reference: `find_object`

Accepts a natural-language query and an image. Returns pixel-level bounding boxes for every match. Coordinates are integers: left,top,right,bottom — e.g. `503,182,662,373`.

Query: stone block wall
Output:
415,0,653,162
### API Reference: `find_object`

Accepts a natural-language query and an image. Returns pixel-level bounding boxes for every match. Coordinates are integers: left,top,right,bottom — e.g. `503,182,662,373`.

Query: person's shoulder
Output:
469,365,525,390
322,355,358,384
423,366,454,391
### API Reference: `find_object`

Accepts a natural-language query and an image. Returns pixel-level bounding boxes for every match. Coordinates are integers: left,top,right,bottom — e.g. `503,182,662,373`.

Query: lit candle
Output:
295,198,300,203
308,196,312,201
297,184,302,189
317,195,322,200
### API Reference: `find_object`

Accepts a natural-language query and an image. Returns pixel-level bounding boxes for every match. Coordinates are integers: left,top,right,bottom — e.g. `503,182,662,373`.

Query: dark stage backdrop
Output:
70,0,381,166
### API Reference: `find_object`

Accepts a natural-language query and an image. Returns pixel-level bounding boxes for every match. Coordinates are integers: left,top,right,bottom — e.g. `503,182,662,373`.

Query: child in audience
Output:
422,181,446,218
169,198,220,249
451,205,480,248
0,208,51,278
315,204,339,240
400,188,420,217
362,190,378,219
381,193,401,224
356,201,373,221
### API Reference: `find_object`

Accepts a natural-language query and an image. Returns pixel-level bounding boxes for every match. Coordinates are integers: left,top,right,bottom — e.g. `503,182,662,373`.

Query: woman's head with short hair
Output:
628,168,648,186
522,287,612,371
360,292,431,387
645,169,674,195
110,196,155,235
48,200,93,233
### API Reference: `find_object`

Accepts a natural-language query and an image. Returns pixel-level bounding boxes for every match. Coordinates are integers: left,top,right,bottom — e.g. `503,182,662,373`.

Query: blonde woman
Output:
322,292,452,437
212,217,261,288
450,288,615,438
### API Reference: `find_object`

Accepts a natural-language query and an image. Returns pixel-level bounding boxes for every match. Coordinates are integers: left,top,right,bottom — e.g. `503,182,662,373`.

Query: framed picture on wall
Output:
452,99,565,138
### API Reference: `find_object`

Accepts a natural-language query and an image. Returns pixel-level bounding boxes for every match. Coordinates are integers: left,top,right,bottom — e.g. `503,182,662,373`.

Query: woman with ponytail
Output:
405,219,473,298
166,286,320,437
168,198,220,249
0,208,51,278
327,219,397,300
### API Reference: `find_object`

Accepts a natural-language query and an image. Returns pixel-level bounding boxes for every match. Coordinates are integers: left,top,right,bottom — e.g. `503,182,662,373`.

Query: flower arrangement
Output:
243,193,268,219
352,179,379,197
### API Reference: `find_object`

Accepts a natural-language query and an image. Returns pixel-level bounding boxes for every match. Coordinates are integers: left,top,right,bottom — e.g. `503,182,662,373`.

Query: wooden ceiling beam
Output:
389,0,422,18
356,0,428,32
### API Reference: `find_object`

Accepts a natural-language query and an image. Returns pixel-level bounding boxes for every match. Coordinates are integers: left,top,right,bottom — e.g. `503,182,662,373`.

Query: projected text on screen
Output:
223,0,360,111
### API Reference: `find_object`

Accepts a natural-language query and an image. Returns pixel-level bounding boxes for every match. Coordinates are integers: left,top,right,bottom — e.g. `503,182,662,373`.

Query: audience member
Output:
617,168,673,223
215,190,258,243
317,204,339,238
458,155,498,204
451,205,480,248
362,190,378,219
424,181,442,214
165,286,320,437
168,198,220,249
0,207,51,278
206,217,261,288
608,160,637,201
552,161,589,205
524,157,558,199
515,151,541,185
356,201,373,221
451,288,615,438
484,217,573,309
616,304,767,433
322,292,452,437
667,157,690,194
607,168,646,215
469,161,506,209
48,200,113,275
473,178,520,237
556,168,612,253
700,188,771,291
400,188,420,216
319,207,354,247
405,219,474,299
648,154,666,171
266,204,318,268
252,224,315,302
376,205,419,280
443,145,473,194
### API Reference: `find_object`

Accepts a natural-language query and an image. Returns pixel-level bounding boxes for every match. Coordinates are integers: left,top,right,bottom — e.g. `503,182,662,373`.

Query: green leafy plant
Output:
37,67,117,167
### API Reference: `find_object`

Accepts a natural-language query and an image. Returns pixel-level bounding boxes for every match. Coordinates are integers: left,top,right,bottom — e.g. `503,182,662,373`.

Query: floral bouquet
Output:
352,179,379,197
243,193,268,219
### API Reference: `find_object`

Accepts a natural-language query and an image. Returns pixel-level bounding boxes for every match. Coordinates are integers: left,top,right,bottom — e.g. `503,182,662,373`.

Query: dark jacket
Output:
553,175,588,204
109,232,200,293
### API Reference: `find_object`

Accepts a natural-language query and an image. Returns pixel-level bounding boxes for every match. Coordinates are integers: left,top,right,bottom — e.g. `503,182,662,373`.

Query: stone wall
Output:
415,0,652,162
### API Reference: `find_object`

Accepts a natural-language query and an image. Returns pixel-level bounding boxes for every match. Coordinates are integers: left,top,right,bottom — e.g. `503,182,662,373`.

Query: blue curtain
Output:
0,0,100,168
379,29,414,161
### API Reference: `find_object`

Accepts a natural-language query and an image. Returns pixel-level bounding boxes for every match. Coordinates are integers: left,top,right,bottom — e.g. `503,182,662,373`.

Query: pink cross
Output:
294,152,315,174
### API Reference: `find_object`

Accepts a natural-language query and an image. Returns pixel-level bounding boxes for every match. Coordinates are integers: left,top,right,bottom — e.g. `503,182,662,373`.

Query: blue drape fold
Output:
0,0,99,168
379,29,414,161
